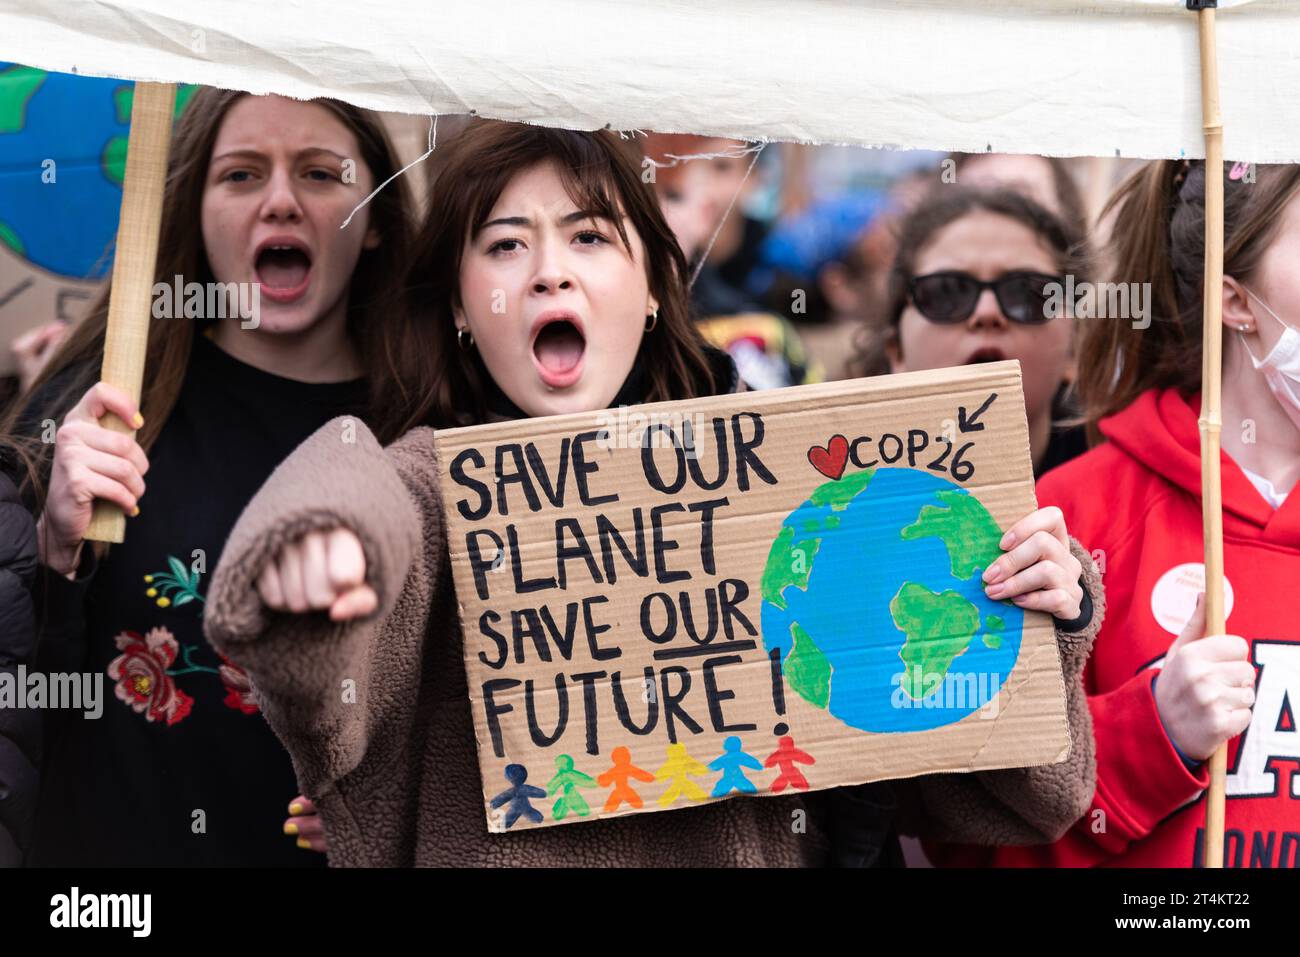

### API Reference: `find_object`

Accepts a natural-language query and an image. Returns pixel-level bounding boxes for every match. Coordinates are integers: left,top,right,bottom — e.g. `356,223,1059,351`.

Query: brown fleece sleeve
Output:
896,536,1103,845
204,417,429,795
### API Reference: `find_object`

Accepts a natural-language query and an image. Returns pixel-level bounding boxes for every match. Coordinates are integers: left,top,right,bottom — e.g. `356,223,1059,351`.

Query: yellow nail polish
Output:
289,801,305,816
284,821,298,835
297,838,312,850
132,412,144,429
130,506,140,517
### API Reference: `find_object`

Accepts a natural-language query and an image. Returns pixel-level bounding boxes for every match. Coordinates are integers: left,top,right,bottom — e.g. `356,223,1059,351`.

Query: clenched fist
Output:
257,527,378,621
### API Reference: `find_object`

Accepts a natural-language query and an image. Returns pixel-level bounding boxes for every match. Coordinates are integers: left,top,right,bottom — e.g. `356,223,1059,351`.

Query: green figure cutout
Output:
546,754,597,820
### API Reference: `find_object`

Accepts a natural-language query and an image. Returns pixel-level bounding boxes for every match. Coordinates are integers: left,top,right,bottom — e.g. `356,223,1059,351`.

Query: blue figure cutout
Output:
708,736,763,797
489,763,546,828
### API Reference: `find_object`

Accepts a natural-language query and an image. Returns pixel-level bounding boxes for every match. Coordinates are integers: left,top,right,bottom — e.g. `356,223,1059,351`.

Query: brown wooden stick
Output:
84,82,176,543
1195,5,1228,869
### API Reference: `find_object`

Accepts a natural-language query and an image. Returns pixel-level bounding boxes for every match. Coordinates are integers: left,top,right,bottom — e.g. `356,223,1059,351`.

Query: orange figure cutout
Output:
597,746,655,812
764,735,815,792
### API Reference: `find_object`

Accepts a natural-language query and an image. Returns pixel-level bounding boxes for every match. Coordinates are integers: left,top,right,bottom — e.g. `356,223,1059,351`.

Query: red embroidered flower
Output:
107,628,194,726
218,655,259,715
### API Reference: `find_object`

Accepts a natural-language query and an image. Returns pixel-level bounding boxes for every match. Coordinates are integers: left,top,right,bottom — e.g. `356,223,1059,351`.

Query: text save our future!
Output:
444,399,994,764
449,411,778,761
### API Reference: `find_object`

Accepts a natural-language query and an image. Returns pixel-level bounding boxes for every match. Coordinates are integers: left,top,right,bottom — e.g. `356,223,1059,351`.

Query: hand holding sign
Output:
256,527,378,621
981,506,1084,620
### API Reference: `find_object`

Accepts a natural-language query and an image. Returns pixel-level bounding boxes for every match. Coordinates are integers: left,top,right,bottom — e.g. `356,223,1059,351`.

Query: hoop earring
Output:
645,308,659,332
457,327,474,351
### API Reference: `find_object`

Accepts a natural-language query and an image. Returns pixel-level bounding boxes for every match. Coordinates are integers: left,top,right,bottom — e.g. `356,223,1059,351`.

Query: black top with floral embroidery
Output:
28,335,367,866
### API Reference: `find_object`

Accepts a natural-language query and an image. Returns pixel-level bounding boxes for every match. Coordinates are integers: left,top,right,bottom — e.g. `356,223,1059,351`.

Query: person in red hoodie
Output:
932,158,1300,868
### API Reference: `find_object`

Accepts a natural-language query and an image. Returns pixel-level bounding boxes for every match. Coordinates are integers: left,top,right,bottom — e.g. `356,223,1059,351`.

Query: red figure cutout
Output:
597,746,655,812
764,735,815,792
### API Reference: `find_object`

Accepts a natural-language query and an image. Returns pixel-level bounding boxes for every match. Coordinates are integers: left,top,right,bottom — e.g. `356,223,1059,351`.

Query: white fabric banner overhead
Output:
0,0,1297,161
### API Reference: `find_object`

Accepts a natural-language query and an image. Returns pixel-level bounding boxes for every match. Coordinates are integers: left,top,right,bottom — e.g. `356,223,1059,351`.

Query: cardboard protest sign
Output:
435,360,1070,832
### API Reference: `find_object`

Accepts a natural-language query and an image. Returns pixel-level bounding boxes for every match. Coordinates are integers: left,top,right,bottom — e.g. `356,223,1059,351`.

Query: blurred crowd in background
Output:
1,97,1139,481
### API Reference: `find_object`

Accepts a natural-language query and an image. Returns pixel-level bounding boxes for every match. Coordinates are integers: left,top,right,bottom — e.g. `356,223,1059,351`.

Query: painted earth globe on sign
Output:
0,64,195,278
760,466,1023,733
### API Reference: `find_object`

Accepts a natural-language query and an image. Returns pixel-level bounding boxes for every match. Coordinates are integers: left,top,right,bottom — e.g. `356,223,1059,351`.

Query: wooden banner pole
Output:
1191,0,1228,869
84,81,176,543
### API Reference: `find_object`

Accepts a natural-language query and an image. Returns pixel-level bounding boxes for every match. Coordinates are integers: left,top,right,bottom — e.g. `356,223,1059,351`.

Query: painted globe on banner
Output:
760,466,1023,733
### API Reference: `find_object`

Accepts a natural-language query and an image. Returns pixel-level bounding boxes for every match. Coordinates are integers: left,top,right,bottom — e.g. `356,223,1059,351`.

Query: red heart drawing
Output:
808,435,849,480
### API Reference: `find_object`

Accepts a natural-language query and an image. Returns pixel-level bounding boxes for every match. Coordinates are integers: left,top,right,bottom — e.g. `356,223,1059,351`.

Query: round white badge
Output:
1150,562,1235,635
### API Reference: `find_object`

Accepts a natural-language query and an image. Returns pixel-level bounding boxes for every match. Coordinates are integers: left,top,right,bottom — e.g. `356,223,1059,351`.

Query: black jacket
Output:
0,468,39,866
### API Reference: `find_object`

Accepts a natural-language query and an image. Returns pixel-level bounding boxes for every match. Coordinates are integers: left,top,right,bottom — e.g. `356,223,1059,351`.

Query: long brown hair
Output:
369,119,720,440
854,186,1091,377
3,88,413,496
1077,160,1300,440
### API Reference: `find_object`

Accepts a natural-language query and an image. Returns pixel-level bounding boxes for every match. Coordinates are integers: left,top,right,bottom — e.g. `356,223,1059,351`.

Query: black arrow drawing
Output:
0,278,34,310
958,392,998,433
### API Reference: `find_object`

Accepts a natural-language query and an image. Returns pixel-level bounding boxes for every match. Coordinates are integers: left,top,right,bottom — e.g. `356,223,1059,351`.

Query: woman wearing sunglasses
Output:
862,187,1090,477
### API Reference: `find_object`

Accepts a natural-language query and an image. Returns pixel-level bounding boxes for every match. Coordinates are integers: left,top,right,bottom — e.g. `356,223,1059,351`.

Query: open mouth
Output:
254,240,313,304
964,346,1007,365
530,314,587,388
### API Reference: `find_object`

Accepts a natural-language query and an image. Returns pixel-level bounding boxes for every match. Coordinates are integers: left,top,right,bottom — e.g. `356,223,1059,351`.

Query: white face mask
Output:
1241,286,1300,431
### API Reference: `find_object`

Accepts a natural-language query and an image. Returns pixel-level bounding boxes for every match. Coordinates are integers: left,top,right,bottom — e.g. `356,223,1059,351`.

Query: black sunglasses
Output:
907,271,1064,325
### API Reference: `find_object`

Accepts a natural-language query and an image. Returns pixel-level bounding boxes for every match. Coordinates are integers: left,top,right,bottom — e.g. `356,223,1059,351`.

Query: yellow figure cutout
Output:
654,742,710,807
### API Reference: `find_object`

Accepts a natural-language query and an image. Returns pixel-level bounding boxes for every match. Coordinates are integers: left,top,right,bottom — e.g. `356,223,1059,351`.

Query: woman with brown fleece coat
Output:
204,121,1104,867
